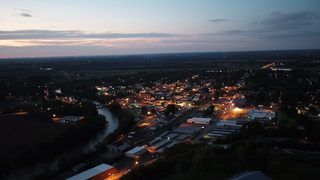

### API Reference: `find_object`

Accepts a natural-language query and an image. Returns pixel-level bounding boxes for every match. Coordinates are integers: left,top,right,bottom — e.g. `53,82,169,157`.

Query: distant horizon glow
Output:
1,0,320,58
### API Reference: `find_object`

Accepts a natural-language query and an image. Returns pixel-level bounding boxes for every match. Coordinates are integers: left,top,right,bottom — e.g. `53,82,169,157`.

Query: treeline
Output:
121,141,311,180
20,110,106,166
0,101,106,179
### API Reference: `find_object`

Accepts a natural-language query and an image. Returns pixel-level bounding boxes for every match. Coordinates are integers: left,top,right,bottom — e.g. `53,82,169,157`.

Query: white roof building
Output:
66,164,115,180
187,117,212,124
247,109,275,120
125,147,148,158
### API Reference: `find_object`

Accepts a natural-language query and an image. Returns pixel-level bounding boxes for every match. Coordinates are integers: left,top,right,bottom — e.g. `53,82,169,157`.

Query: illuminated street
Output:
104,171,128,180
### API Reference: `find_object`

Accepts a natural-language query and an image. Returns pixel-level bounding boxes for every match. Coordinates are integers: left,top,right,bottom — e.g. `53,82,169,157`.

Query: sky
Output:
0,0,320,58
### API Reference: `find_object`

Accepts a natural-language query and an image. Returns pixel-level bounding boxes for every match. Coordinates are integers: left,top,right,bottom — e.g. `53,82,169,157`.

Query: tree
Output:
203,105,215,116
192,146,215,171
164,104,176,117
236,145,248,163
281,173,298,180
141,106,148,115
176,157,192,177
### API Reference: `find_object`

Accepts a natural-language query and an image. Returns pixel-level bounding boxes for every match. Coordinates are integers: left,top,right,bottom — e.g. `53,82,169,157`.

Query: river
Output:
81,107,119,152
3,107,119,180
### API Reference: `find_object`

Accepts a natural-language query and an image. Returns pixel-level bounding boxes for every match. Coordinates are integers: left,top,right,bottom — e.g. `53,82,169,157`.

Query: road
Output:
0,112,27,116
62,71,72,81
105,171,128,180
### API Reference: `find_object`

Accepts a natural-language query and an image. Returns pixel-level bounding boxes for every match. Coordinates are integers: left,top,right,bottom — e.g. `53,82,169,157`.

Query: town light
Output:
53,114,56,117
234,108,242,112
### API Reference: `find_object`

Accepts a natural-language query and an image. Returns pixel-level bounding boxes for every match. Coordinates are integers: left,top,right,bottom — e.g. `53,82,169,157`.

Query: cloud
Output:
201,11,320,39
0,30,186,40
13,8,33,17
255,11,319,31
20,13,32,17
209,19,230,23
20,9,32,13
199,30,243,36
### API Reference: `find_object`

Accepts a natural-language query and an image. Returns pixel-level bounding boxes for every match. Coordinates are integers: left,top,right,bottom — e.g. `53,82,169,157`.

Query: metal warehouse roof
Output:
149,140,171,150
187,117,212,122
66,164,114,180
126,147,147,155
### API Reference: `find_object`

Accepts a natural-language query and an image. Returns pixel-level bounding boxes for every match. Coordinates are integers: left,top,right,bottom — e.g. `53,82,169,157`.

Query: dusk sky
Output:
1,0,320,58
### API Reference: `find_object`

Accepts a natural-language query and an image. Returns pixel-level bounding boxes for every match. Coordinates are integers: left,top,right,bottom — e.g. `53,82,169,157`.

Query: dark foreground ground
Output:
0,114,67,163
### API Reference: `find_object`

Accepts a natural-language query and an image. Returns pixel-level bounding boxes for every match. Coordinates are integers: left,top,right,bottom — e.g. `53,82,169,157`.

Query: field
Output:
0,114,68,163
0,70,70,83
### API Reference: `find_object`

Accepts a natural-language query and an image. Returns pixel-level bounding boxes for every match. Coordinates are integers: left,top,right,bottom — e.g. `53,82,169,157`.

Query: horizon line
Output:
1,48,319,60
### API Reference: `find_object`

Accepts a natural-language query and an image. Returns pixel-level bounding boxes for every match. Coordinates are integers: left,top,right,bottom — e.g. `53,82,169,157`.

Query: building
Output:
149,140,171,152
66,164,116,180
72,163,86,172
107,141,130,152
149,138,161,146
187,117,212,124
247,109,275,120
172,126,200,135
61,116,84,123
216,120,237,126
166,133,179,140
229,171,269,180
233,99,247,108
125,147,148,158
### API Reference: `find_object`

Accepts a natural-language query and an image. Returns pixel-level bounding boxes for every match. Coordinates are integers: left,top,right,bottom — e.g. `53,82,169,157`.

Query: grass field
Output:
0,114,68,163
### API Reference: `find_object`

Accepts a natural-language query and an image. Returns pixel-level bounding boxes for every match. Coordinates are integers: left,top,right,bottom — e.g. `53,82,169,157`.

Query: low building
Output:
72,163,86,172
216,120,237,126
125,147,148,158
166,133,179,140
156,131,170,140
107,141,130,152
61,116,84,123
149,138,161,145
187,117,212,124
66,164,116,180
177,134,189,141
149,140,171,152
172,126,201,135
207,133,224,137
166,142,179,148
233,99,247,108
247,109,275,120
229,171,269,180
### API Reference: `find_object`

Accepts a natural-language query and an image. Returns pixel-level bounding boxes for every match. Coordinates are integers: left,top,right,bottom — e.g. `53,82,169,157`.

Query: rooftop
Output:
66,164,114,180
